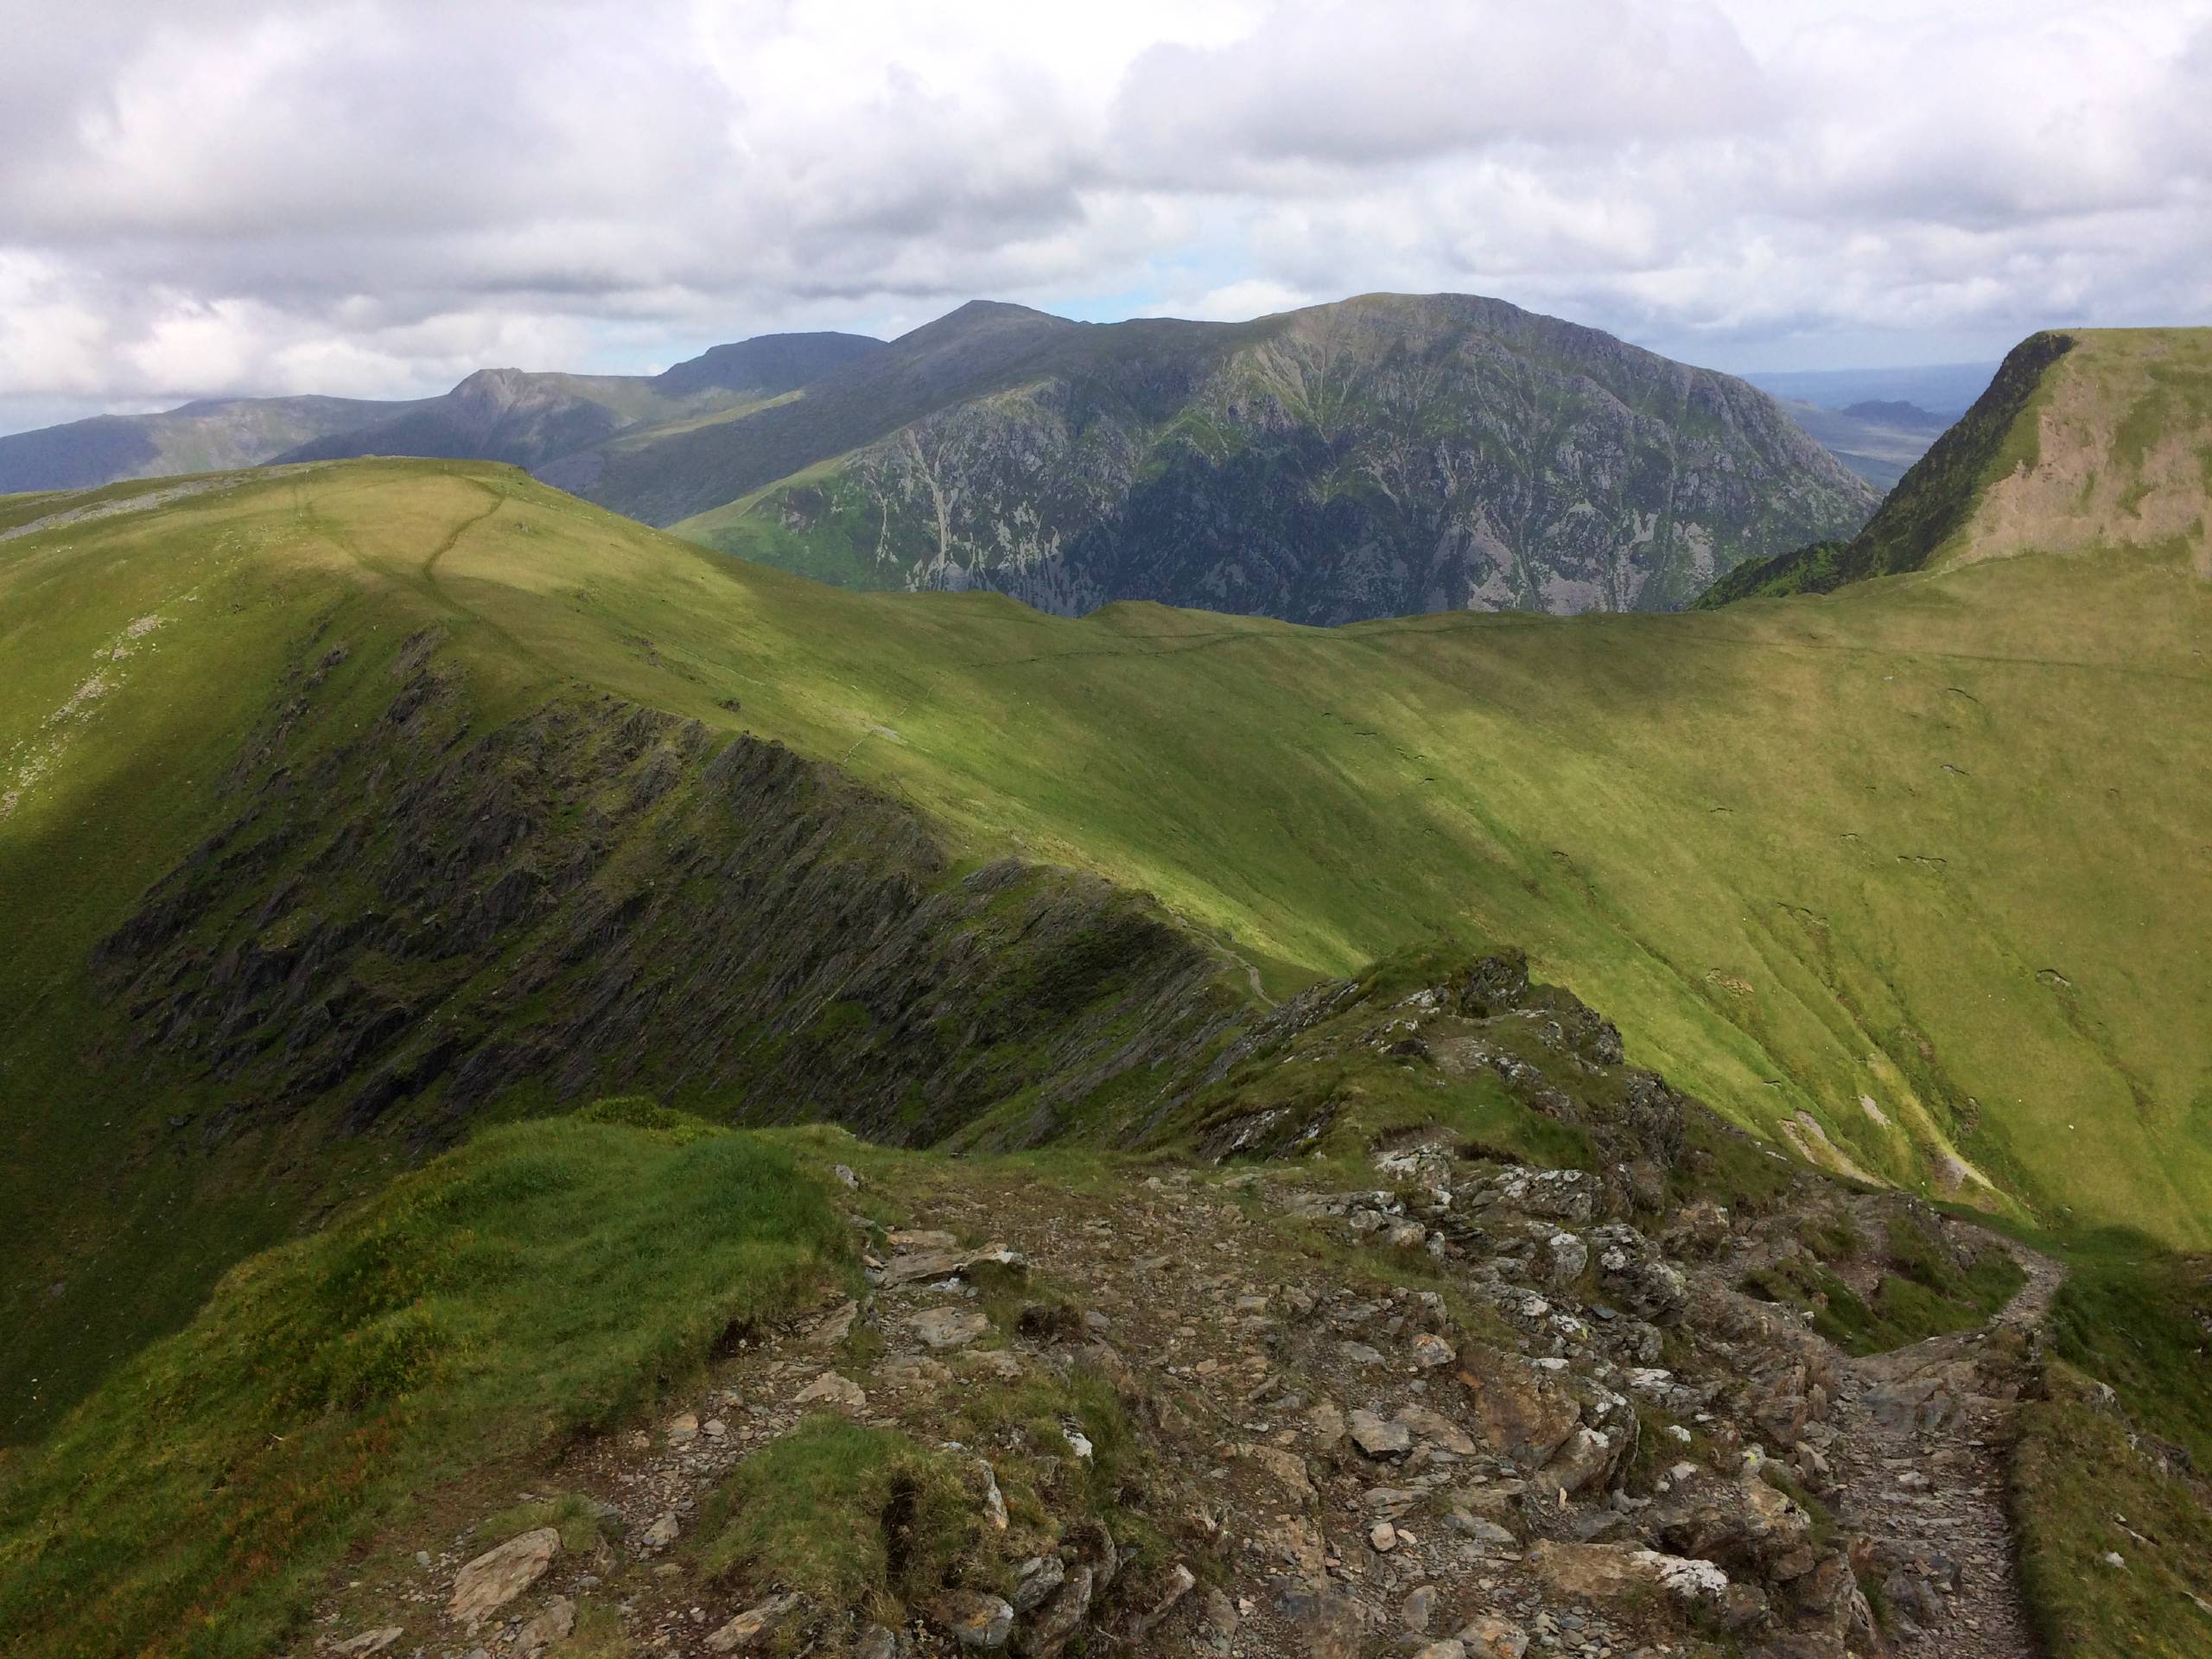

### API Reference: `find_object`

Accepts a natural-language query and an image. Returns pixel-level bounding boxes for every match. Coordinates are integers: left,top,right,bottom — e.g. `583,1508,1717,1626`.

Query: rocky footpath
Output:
1821,1245,2061,1656
296,967,2064,1659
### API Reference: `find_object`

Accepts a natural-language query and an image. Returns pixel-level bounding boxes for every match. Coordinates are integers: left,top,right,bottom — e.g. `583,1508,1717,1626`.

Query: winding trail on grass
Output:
1825,1234,2064,1658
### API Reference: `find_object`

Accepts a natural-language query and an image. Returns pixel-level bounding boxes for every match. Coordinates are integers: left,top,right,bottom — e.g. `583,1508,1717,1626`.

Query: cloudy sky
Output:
3,0,2207,432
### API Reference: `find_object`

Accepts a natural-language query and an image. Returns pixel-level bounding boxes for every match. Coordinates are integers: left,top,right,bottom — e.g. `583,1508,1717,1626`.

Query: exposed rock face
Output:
656,294,1875,620
1453,1349,1583,1471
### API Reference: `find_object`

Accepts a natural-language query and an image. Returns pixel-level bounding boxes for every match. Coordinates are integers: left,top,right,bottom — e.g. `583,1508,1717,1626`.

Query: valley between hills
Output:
1,324,2209,1659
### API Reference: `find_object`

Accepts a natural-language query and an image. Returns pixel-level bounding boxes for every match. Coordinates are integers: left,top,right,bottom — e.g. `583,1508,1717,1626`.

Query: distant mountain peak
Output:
1840,398,1947,430
575,289,1877,621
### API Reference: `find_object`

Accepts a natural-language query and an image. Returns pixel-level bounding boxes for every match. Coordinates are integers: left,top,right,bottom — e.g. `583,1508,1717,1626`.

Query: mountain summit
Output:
569,292,1878,620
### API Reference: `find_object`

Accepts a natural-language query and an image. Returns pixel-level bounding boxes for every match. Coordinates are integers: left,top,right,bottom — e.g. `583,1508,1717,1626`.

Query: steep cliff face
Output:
679,295,1878,621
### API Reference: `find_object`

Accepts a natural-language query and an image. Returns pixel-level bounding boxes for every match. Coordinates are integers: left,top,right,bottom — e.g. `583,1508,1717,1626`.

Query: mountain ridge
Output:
0,331,885,493
628,290,1878,620
4,326,2205,1444
3,294,1876,620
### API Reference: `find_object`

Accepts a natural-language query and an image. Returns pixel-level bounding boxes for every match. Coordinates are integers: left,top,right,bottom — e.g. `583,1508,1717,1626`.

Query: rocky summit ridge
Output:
253,955,2087,1659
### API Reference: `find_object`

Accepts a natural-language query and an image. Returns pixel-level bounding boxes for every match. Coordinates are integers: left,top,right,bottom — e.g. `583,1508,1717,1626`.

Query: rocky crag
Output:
284,957,2075,1659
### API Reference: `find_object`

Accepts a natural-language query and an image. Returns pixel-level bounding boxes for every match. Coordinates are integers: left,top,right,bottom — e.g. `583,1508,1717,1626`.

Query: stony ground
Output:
1823,1241,2063,1659
298,1141,2061,1659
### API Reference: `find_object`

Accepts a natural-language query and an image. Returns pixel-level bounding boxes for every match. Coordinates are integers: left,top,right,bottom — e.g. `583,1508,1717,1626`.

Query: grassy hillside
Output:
1,357,2206,1423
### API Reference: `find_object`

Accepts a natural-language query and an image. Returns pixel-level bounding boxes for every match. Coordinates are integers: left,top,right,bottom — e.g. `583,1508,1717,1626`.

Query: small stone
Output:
1396,1405,1476,1456
835,1163,860,1188
887,1229,959,1251
795,1370,868,1410
976,1459,1009,1531
1411,1333,1457,1370
1402,1584,1437,1632
1025,1565,1095,1658
1447,1510,1518,1552
1349,1409,1414,1459
1457,1612,1531,1657
1370,1520,1398,1552
706,1593,802,1652
877,1355,953,1389
805,1300,860,1350
328,1630,404,1656
1014,1554,1067,1614
1306,1398,1347,1446
1197,1586,1239,1656
516,1597,575,1656
642,1510,681,1551
855,1626,900,1659
1125,1563,1197,1638
949,1592,1016,1649
666,1412,699,1446
879,1244,1027,1289
1413,1644,1466,1659
2102,1551,2126,1570
907,1306,989,1350
1545,1233,1590,1287
448,1529,559,1625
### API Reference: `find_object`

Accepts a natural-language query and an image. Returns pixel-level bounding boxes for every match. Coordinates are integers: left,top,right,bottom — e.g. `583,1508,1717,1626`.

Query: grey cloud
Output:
2,0,2207,427
1108,0,1770,177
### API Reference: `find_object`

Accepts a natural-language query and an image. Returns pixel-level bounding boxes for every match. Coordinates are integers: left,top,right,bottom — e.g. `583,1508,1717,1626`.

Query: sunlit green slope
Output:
4,391,2205,1266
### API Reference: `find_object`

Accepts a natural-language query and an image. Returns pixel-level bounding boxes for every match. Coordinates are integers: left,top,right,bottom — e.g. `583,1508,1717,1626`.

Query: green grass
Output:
697,1419,982,1617
332,453,2212,1241
1739,1211,2022,1354
2013,1233,2212,1657
0,1115,847,1658
476,1491,620,1554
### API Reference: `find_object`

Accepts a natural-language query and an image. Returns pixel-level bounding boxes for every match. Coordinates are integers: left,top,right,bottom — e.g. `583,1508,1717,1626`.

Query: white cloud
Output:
3,0,2209,425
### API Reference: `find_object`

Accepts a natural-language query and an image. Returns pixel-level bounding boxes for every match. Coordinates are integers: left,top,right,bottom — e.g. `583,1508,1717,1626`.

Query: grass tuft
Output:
0,1119,846,1659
